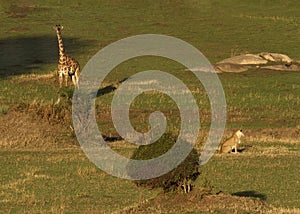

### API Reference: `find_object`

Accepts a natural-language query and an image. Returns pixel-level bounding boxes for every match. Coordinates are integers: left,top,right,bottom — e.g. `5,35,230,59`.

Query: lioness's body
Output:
221,130,244,154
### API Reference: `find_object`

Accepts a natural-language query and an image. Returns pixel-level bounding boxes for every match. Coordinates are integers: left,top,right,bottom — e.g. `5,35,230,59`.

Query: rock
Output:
185,66,220,73
213,52,296,73
258,52,276,62
217,54,268,65
214,63,250,73
261,64,300,71
259,52,293,64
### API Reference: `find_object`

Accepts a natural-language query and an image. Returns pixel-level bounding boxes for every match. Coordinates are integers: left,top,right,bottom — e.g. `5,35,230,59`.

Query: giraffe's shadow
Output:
0,36,91,78
96,78,129,97
232,191,267,201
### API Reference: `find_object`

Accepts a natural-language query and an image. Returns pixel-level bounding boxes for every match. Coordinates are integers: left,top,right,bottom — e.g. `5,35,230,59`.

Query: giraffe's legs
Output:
71,75,77,89
58,72,63,88
64,74,69,87
74,68,80,89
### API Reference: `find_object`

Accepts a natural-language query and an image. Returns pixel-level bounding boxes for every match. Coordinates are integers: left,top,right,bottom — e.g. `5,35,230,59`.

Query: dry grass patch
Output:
45,148,86,163
124,189,274,213
77,165,103,178
14,73,56,83
246,128,300,144
0,101,76,150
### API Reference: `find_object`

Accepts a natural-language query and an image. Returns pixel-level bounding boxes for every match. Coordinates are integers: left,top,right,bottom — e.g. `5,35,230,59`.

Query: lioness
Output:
220,130,244,154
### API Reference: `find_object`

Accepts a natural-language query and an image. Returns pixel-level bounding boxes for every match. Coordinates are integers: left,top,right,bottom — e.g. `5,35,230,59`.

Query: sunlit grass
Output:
1,0,300,212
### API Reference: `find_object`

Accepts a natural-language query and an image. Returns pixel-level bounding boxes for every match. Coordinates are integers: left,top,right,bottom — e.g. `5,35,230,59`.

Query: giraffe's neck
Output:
56,30,66,62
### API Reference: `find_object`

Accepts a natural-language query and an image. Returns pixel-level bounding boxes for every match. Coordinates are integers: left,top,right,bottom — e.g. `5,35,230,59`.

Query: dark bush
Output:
130,133,200,193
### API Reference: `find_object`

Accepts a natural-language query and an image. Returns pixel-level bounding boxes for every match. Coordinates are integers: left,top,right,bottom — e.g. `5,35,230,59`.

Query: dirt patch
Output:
124,189,273,213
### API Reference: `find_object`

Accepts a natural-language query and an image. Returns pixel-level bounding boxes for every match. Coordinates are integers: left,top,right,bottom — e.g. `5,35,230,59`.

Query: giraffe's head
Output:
54,24,63,32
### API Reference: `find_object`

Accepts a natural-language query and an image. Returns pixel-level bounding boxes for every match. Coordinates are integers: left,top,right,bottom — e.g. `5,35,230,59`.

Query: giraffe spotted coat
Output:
54,24,80,88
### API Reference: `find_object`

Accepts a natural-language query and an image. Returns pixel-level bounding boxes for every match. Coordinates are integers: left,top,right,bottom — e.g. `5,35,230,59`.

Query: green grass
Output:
0,149,160,213
199,142,300,208
1,0,300,212
220,70,300,129
1,0,300,71
0,77,58,106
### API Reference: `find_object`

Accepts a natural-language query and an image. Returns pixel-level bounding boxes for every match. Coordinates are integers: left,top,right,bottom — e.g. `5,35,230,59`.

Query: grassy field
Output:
1,0,300,213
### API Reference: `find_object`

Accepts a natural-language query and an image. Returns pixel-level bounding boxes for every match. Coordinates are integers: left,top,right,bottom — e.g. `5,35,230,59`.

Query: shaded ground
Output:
0,36,91,77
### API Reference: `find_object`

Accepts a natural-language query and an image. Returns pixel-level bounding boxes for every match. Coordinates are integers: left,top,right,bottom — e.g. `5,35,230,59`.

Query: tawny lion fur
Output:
220,130,244,154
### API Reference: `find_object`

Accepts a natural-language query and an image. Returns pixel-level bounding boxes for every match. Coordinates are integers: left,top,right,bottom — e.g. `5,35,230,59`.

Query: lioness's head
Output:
235,129,244,139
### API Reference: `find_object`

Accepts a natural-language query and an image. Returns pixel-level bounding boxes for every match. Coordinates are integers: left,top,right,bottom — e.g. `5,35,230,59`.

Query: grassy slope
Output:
0,149,159,213
0,0,300,212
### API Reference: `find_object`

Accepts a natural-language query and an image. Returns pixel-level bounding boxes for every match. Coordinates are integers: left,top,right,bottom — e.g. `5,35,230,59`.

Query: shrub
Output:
130,133,200,192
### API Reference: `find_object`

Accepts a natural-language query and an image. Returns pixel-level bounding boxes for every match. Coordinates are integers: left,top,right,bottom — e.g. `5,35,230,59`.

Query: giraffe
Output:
54,24,80,89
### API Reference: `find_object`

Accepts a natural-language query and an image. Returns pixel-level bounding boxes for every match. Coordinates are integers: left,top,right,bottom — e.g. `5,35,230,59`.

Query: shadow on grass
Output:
97,84,117,96
232,191,267,200
237,148,246,153
96,78,129,97
0,36,91,78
